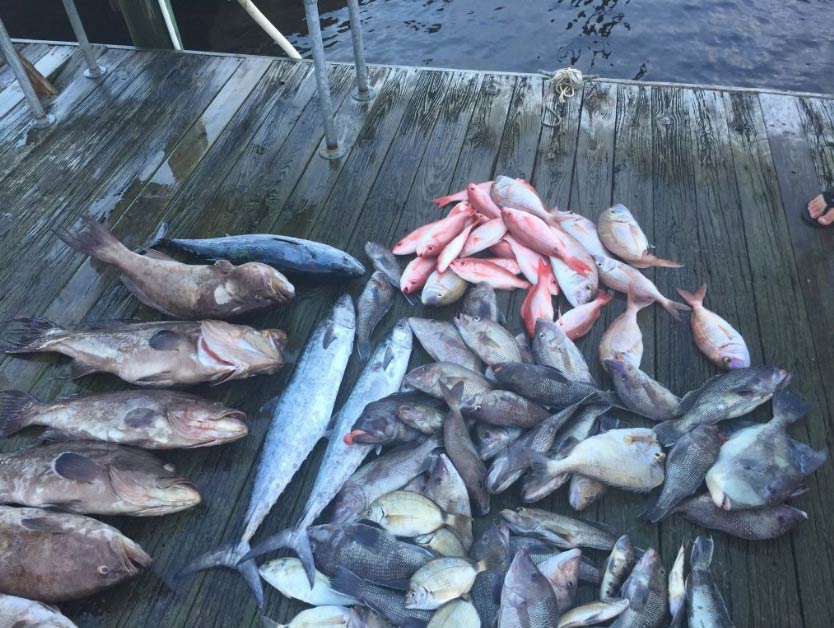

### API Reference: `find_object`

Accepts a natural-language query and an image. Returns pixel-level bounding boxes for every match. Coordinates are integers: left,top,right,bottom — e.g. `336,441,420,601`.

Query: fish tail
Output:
177,539,264,607
659,297,691,321
144,221,170,249
653,420,684,446
641,253,683,268
260,617,284,628
432,191,467,207
356,338,372,363
0,389,39,436
0,318,65,353
772,390,812,426
676,283,706,307
793,443,828,475
438,380,465,415
238,526,317,588
690,536,714,569
444,513,473,546
527,451,565,486
58,216,130,265
639,495,672,524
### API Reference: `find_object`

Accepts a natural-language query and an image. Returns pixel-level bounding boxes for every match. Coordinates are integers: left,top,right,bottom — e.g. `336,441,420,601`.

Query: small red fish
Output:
400,256,437,295
490,176,555,224
501,208,592,275
433,182,493,207
556,291,614,339
449,259,531,291
480,258,522,275
520,259,555,336
437,220,477,272
488,239,515,259
461,217,508,257
504,235,559,296
467,183,502,219
416,206,476,257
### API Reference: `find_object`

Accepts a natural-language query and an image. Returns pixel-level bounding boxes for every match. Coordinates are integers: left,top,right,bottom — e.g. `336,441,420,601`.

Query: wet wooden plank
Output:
0,44,75,120
0,42,51,93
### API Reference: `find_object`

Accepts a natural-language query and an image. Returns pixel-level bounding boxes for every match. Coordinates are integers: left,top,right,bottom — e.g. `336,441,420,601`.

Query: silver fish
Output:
532,319,595,385
365,242,404,291
404,362,493,403
454,313,523,366
242,321,412,583
427,599,481,628
258,557,359,606
476,424,523,460
461,282,502,323
501,508,618,551
498,550,560,627
605,359,681,421
558,599,630,628
356,271,396,361
687,537,734,628
426,454,474,550
669,544,686,621
409,317,483,372
611,548,667,628
178,295,355,606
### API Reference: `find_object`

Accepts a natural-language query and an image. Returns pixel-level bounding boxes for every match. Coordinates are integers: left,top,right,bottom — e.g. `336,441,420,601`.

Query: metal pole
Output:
345,0,375,101
238,0,302,60
0,18,54,127
158,0,184,51
61,0,106,78
304,0,344,159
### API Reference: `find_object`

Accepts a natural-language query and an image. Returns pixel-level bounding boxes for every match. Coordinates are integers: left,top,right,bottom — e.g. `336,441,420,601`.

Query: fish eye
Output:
475,405,482,412
98,566,110,576
723,356,732,365
473,316,481,322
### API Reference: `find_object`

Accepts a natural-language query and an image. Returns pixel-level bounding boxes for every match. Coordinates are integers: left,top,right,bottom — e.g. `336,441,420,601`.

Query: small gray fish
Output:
568,475,608,511
605,359,681,421
642,425,723,523
461,283,501,322
501,508,618,551
532,319,595,385
600,535,637,601
687,537,735,628
492,363,613,410
653,366,791,446
0,593,78,627
462,389,550,429
365,242,404,289
498,550,560,628
514,333,535,364
356,271,396,361
310,523,437,589
470,520,512,569
332,567,433,627
454,314,523,366
398,396,447,435
426,454,474,550
536,548,581,610
476,424,524,460
404,362,493,404
511,537,603,585
611,548,667,628
672,493,807,540
332,435,441,523
346,392,427,446
470,570,505,627
558,599,630,628
705,391,827,510
440,383,490,516
409,318,483,372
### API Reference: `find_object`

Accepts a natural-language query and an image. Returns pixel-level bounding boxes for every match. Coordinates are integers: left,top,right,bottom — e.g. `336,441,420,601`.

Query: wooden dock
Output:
0,42,833,627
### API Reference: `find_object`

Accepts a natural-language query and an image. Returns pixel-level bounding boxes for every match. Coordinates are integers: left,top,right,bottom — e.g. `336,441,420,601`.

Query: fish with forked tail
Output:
677,284,750,369
687,537,735,628
332,567,432,628
61,217,294,319
0,318,287,387
597,204,682,269
671,494,807,540
356,271,396,361
178,295,355,606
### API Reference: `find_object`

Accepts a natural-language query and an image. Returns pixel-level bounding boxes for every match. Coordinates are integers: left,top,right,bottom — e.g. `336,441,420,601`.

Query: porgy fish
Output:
156,229,365,279
0,318,287,387
678,284,750,369
266,606,356,628
687,537,735,628
426,454,474,550
406,557,487,610
0,505,151,602
461,283,502,323
642,425,722,523
426,600,481,628
0,441,200,516
550,210,611,259
556,290,614,340
605,359,681,421
558,600,630,628
498,550,561,628
61,217,294,319
363,491,470,540
0,593,78,627
520,259,555,336
653,366,791,445
0,389,247,448
490,176,553,223
611,549,667,628
409,318,483,372
404,362,493,403
356,271,396,361
597,204,682,268
454,313,523,366
179,296,354,605
258,557,359,607
415,528,468,557
594,256,688,319
705,391,827,510
598,291,650,369
532,318,595,385
530,428,666,493
669,544,686,622
671,493,807,540
423,269,469,306
551,255,597,308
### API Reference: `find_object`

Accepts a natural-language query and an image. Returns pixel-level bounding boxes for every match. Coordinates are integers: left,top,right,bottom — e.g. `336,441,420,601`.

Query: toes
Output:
808,195,825,216
818,208,834,225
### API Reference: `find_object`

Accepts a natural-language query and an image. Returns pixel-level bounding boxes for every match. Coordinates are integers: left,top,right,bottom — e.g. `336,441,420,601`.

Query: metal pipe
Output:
158,0,184,51
238,0,302,60
345,0,375,101
0,17,54,127
304,0,344,159
61,0,106,78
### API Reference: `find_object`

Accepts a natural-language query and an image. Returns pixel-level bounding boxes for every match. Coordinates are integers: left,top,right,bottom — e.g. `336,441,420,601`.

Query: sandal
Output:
801,188,834,228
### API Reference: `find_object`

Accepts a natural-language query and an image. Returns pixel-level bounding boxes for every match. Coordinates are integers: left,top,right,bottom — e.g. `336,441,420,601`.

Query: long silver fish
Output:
241,320,413,584
178,295,355,606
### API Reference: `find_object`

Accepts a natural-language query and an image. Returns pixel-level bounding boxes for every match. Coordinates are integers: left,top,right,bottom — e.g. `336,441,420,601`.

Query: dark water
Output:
6,0,834,93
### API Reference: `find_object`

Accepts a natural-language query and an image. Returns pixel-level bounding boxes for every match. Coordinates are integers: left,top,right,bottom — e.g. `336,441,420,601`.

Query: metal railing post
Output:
61,0,106,78
304,0,345,159
345,0,375,101
0,17,54,127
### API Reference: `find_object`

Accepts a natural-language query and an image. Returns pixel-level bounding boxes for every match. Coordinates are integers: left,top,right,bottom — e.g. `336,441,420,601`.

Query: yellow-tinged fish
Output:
597,204,682,268
405,557,488,610
427,599,481,627
364,491,471,540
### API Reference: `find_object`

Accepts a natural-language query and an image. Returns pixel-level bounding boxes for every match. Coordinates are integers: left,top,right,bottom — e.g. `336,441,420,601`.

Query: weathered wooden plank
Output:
0,44,74,121
0,42,51,93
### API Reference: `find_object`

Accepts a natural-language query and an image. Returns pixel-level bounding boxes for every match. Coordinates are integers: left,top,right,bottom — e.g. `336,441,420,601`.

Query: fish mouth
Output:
422,291,444,306
343,429,369,445
172,409,249,445
118,538,153,575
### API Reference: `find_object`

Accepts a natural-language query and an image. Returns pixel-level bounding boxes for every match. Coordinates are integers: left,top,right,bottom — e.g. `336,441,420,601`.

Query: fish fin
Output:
259,396,280,419
331,566,366,599
260,617,282,628
148,329,189,351
564,254,593,276
402,291,417,306
356,338,371,363
432,190,468,207
53,452,103,482
639,494,670,524
39,428,73,443
134,248,178,263
791,443,828,476
639,253,683,268
438,381,465,415
69,358,101,380
20,516,68,533
0,389,39,436
240,527,317,587
322,322,337,349
659,297,691,321
444,513,474,548
772,390,811,427
677,283,706,308
57,216,128,264
653,420,684,446
382,346,395,370
527,451,566,486
144,221,170,248
0,318,65,353
690,536,714,569
177,540,264,607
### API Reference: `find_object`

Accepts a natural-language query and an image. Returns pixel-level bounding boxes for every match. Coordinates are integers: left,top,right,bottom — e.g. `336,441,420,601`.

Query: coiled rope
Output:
540,67,595,127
